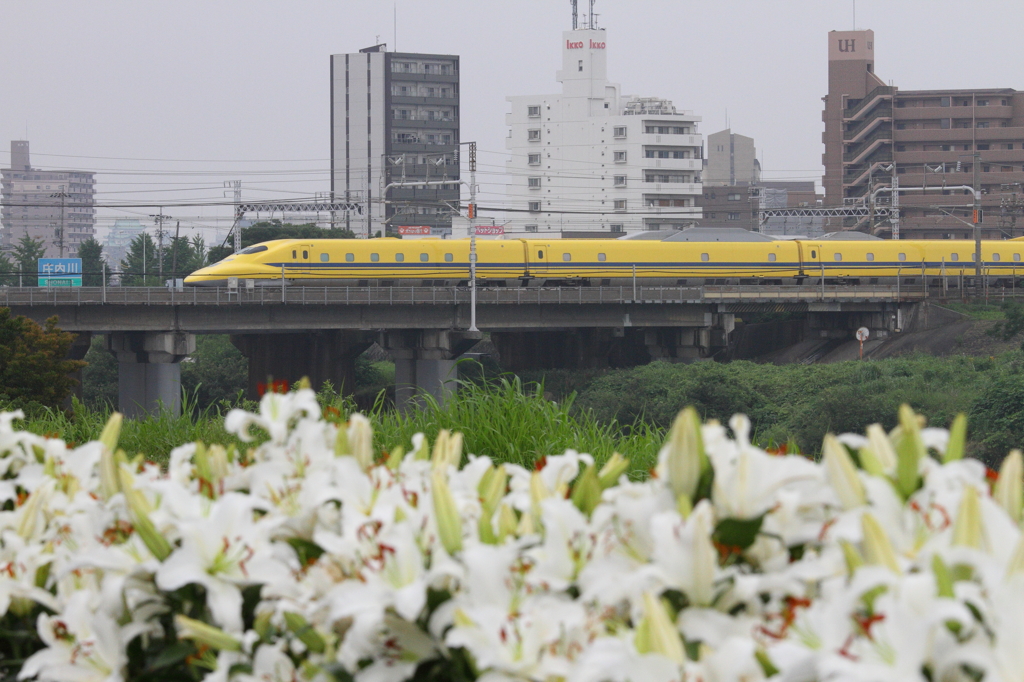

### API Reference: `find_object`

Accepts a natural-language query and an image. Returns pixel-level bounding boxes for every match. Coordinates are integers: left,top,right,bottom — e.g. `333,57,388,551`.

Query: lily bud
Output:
16,481,53,541
119,467,172,561
175,614,242,652
570,465,602,515
861,512,900,573
638,592,685,665
431,430,463,470
347,414,374,470
597,452,630,489
932,554,955,598
839,539,865,575
944,413,968,462
691,510,716,606
895,405,925,499
431,470,463,555
994,450,1023,524
529,471,549,519
386,446,404,471
823,435,866,509
478,465,507,515
411,433,430,461
1005,535,1024,579
333,424,350,458
660,407,706,502
99,412,123,452
99,445,123,501
496,503,518,542
865,423,897,472
952,485,987,551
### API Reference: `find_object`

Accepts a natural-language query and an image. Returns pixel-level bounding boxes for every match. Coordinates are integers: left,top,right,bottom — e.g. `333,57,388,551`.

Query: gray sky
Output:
2,0,1021,241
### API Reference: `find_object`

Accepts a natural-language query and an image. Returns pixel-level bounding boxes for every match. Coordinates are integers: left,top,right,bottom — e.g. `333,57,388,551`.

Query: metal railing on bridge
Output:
0,283,996,308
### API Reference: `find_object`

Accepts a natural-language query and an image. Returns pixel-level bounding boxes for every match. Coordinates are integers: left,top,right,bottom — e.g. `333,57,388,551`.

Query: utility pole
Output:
171,221,180,283
224,181,242,252
973,151,982,279
49,189,69,257
468,141,478,333
150,209,171,285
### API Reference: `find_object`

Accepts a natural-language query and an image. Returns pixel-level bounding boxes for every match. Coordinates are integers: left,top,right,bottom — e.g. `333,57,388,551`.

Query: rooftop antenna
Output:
852,0,856,29
393,3,397,51
570,0,577,29
589,0,596,28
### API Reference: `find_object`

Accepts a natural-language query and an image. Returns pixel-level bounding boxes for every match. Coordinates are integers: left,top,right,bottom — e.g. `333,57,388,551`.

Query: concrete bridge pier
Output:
230,330,375,400
106,332,196,418
382,330,480,410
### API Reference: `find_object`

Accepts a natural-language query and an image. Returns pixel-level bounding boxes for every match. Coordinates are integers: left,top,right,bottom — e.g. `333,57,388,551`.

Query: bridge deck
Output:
0,284,944,307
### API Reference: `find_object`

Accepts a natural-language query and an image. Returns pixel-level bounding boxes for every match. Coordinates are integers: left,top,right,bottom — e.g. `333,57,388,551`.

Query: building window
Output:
983,165,992,172
978,100,988,106
525,224,538,233
896,123,907,130
940,97,950,107
1002,166,1013,172
613,175,626,187
528,153,541,165
1005,144,1015,150
613,126,627,138
528,201,541,212
727,193,741,201
527,105,540,117
610,224,624,232
977,121,990,128
578,60,583,72
528,177,541,188
941,119,951,129
614,151,627,163
528,129,541,141
978,144,990,150
727,212,740,220
613,199,627,211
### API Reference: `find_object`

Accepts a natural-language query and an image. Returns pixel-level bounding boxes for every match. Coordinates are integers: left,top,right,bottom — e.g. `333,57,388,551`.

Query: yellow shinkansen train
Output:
183,236,1024,288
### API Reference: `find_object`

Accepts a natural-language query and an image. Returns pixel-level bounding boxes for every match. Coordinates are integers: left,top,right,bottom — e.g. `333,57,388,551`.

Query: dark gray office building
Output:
330,45,460,237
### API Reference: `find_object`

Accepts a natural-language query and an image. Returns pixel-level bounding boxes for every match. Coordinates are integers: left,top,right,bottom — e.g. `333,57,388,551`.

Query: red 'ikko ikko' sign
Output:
397,226,432,235
566,39,605,49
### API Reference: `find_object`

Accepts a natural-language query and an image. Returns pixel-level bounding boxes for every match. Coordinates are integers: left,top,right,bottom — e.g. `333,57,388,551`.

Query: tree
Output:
77,237,108,286
0,251,14,287
12,234,46,287
161,234,207,281
0,308,85,410
119,233,161,286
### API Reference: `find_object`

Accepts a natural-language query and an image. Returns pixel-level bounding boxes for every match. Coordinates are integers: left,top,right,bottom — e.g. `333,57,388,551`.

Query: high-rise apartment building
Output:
330,45,460,237
1,141,96,256
505,26,702,237
823,30,1024,239
704,129,760,187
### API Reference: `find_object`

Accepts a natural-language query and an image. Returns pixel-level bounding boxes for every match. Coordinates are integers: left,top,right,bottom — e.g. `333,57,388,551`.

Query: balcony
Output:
641,158,701,171
640,182,701,194
640,133,701,147
893,104,1014,121
388,72,458,84
390,95,459,106
895,126,1024,143
844,86,896,120
390,118,458,129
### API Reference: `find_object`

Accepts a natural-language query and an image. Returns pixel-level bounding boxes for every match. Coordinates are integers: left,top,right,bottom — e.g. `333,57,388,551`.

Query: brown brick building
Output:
823,30,1024,239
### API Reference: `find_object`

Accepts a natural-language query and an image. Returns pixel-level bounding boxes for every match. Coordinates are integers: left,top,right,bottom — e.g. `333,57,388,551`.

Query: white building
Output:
505,27,702,238
103,219,145,267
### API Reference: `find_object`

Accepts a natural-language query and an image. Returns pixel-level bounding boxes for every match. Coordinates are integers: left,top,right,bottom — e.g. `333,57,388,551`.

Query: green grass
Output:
939,301,1007,320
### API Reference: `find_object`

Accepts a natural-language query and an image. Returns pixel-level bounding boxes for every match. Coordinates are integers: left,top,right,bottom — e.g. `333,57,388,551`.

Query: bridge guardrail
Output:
0,283,968,307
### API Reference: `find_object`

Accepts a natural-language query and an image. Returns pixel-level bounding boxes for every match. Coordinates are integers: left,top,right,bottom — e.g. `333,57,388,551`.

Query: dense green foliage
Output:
206,221,356,264
573,353,1023,465
12,234,46,286
77,237,108,286
119,232,208,285
988,300,1024,348
0,309,86,409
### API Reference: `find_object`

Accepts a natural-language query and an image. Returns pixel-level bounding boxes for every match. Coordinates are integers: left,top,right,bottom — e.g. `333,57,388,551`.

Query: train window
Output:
833,253,842,261
993,253,1001,262
346,253,355,262
866,253,875,261
239,245,268,254
598,253,607,261
537,251,544,259
371,253,379,262
972,253,977,261
1015,254,1021,262
701,253,709,262
395,253,405,262
810,250,816,258
302,250,308,259
562,253,571,261
292,250,297,259
898,253,907,261
319,253,329,262
768,253,776,262
444,253,453,262
951,253,959,262
420,253,429,262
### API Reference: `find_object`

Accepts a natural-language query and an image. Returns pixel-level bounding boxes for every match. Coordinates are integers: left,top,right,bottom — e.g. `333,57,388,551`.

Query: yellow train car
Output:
798,240,1024,284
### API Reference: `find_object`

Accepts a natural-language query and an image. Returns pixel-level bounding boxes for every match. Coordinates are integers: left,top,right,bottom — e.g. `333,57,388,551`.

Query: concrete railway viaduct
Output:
2,284,926,417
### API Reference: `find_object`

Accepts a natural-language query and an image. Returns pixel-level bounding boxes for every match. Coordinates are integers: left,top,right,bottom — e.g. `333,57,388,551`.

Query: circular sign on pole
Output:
856,327,870,342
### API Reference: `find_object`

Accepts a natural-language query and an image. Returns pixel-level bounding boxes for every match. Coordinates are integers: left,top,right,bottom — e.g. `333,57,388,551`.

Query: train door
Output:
803,243,824,282
291,244,313,279
530,243,552,281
